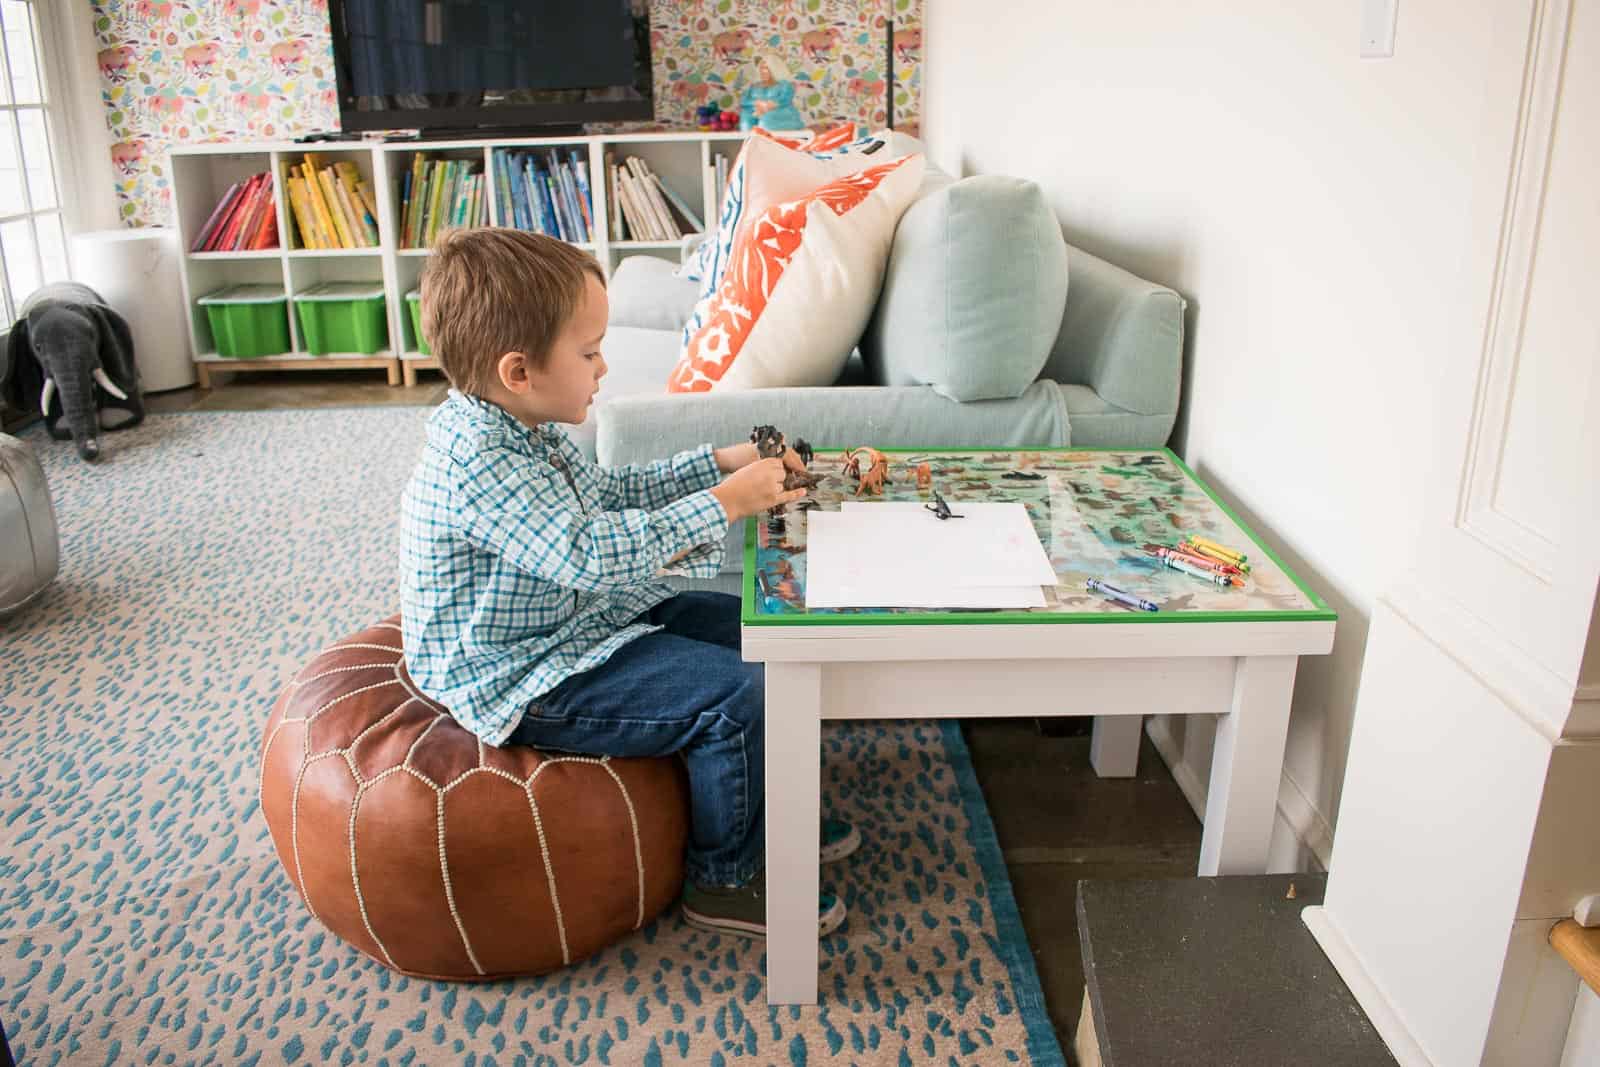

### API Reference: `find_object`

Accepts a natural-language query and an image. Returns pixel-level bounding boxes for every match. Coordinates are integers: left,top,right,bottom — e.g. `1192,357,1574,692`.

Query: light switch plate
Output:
1361,0,1397,57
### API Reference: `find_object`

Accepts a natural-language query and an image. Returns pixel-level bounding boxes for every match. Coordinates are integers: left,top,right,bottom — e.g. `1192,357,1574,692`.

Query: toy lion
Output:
842,446,890,497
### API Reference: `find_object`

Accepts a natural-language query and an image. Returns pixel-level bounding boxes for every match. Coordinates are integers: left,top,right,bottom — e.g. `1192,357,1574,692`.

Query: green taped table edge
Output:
740,446,1338,627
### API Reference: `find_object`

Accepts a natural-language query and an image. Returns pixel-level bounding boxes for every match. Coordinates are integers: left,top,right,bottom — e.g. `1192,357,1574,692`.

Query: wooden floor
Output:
148,372,1205,1058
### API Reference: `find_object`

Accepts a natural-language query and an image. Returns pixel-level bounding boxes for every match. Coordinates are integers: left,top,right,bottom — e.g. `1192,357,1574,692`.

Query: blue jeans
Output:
507,592,763,887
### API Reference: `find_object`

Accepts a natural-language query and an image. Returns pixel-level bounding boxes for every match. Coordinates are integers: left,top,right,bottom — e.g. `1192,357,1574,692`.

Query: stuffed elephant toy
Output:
1,282,143,461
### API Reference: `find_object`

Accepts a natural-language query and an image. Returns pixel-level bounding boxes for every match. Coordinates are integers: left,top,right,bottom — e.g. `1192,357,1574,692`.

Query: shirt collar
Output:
446,389,563,450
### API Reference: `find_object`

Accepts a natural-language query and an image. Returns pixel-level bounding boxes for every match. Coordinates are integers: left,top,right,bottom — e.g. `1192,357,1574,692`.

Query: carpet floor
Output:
1,411,1063,1065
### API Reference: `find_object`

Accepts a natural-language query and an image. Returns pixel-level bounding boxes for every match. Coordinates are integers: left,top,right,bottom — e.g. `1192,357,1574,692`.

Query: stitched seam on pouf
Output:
523,780,571,966
437,792,486,975
601,761,647,929
348,779,400,970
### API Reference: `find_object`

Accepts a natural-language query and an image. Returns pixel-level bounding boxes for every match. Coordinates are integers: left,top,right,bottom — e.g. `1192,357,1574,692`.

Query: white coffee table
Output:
741,448,1335,1004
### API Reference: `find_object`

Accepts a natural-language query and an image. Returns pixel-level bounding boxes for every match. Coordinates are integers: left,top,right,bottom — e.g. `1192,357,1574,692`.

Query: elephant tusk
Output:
41,377,56,413
93,367,129,401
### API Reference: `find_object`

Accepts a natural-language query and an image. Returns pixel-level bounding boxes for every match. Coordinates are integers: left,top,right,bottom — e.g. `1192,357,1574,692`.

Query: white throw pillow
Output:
667,153,926,393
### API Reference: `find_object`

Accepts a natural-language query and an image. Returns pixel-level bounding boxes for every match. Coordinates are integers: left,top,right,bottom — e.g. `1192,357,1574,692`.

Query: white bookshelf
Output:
169,130,744,389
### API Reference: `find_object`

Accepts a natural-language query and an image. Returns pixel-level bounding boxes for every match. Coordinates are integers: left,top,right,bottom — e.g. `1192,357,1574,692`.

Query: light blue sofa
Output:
575,145,1186,589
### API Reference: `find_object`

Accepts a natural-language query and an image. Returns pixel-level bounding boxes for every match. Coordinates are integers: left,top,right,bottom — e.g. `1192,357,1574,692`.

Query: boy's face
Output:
488,274,609,428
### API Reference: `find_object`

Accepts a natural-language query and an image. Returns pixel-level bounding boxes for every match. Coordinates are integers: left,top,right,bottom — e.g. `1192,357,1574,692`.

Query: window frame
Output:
0,0,68,324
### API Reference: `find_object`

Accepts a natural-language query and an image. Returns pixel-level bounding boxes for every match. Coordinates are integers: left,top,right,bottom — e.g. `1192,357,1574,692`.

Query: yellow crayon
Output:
1189,535,1247,563
1183,540,1252,573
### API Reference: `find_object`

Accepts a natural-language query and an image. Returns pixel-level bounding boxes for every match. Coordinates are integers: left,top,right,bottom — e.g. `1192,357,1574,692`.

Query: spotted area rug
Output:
1,410,1063,1066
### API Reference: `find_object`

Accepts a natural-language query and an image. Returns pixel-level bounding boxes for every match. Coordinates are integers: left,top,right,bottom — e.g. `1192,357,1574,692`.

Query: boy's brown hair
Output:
419,228,605,394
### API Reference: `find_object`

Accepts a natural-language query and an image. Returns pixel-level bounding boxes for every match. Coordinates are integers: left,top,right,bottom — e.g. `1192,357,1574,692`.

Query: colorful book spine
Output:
191,179,242,251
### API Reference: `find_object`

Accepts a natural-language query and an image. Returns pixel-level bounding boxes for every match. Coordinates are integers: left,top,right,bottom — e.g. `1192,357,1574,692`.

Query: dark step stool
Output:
1074,874,1397,1066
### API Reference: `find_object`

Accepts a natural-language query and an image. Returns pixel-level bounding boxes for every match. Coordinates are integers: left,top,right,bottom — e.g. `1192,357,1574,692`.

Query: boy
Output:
399,229,855,939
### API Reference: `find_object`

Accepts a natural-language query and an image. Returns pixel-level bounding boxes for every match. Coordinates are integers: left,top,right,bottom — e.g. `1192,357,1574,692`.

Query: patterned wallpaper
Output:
88,0,923,227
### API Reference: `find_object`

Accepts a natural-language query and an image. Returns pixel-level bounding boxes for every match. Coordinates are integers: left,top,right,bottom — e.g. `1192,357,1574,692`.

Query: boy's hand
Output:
713,442,761,473
711,457,807,521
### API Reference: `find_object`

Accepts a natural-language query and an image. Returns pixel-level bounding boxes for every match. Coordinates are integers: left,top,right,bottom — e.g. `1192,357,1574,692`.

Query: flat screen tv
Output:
329,1,654,135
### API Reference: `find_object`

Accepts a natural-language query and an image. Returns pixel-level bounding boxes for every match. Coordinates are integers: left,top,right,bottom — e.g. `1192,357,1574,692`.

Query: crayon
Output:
1188,535,1247,563
1156,554,1242,587
1144,544,1241,577
1166,543,1243,573
1181,540,1252,573
1086,577,1160,612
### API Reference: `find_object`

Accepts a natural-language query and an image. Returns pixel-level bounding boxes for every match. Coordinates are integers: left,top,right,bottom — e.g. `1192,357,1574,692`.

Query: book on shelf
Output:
492,148,593,243
282,153,379,250
399,154,487,249
190,171,278,253
606,155,703,243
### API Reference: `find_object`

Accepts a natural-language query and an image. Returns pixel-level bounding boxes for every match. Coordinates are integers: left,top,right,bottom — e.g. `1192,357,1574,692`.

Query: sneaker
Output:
821,817,861,865
682,871,847,940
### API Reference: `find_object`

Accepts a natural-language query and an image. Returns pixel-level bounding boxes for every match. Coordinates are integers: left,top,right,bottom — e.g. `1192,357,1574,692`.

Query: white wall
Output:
923,0,1508,864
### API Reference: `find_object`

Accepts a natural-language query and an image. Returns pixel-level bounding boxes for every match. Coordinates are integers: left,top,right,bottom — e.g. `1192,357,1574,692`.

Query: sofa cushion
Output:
669,154,925,392
607,255,702,332
862,175,1068,403
563,325,678,460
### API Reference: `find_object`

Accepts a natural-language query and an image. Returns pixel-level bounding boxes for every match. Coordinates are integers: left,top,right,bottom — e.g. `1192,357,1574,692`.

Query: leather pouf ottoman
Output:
0,432,60,614
259,617,689,981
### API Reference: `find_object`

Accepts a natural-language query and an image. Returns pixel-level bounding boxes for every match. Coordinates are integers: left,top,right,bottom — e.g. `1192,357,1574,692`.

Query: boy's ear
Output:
496,351,530,393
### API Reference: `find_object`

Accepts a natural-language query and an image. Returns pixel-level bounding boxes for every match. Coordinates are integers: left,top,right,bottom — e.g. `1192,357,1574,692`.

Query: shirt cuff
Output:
653,487,729,578
672,443,723,495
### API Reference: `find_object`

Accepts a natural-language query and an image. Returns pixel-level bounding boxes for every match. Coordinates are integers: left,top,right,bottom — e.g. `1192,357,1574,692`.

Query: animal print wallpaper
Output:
88,1,923,227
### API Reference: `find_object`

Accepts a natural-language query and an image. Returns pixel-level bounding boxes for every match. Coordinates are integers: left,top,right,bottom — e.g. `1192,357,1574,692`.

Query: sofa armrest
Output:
595,382,1072,467
1041,245,1185,420
607,255,702,333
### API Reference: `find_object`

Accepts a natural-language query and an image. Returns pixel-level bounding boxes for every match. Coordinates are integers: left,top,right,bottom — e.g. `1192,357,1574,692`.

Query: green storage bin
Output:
293,282,389,355
196,284,290,358
405,288,430,355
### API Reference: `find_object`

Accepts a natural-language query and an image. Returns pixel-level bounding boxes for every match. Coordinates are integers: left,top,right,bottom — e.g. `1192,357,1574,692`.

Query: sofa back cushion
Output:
862,174,1068,402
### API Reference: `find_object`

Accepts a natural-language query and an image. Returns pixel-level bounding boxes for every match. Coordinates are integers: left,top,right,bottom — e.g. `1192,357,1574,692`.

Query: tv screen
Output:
330,1,653,133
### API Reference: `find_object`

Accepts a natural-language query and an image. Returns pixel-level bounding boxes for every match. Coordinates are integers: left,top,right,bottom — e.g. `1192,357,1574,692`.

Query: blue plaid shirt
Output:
400,391,729,745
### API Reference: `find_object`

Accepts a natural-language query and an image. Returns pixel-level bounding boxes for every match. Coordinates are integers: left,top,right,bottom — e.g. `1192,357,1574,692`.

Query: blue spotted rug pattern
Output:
0,410,1064,1065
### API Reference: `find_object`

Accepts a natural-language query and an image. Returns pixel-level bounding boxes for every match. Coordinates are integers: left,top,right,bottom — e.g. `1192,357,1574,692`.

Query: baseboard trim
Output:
1302,905,1436,1067
1144,715,1207,815
1145,716,1333,871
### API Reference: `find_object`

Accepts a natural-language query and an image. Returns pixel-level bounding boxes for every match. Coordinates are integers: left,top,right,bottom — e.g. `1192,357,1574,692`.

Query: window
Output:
0,0,66,324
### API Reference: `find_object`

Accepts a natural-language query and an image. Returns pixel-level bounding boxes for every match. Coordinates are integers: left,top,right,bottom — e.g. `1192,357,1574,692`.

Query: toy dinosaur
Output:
841,446,889,496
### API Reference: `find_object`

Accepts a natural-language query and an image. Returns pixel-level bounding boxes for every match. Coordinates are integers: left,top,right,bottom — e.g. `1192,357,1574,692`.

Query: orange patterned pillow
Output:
765,123,860,152
667,153,925,393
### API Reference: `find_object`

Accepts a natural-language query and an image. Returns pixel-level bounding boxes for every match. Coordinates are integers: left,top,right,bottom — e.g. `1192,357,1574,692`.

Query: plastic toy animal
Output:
750,424,822,492
841,447,889,496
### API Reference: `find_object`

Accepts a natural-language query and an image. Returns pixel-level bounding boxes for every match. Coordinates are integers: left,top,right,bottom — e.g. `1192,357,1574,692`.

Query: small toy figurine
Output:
841,446,889,496
925,489,963,521
750,424,823,495
740,54,806,132
915,462,932,489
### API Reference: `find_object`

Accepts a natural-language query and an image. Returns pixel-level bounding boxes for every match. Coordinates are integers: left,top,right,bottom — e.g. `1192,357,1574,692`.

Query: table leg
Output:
1090,715,1142,778
1198,655,1298,875
765,661,821,1004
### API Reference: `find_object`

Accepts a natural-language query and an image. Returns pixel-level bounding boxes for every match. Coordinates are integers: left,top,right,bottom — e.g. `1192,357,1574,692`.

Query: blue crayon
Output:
1086,577,1159,612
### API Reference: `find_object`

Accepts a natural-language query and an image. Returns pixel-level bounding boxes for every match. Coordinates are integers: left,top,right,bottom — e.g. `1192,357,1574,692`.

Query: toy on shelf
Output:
841,446,890,497
696,105,741,131
740,55,806,132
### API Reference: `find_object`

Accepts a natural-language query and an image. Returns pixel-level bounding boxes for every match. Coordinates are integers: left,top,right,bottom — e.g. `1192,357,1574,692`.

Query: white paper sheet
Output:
837,502,1058,586
805,504,1055,609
